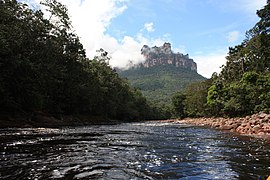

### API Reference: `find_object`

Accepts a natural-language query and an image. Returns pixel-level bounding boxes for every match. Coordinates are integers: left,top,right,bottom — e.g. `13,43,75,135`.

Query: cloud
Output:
23,0,172,69
226,31,240,43
60,0,170,68
193,52,227,78
110,32,171,68
110,36,144,68
61,0,128,58
144,22,155,32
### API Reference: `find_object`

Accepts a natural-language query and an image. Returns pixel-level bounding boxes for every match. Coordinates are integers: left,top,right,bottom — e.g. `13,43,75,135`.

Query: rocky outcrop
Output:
177,112,270,140
140,42,197,71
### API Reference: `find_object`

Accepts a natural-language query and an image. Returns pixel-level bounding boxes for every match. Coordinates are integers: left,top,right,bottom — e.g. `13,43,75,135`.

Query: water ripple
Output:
0,122,270,179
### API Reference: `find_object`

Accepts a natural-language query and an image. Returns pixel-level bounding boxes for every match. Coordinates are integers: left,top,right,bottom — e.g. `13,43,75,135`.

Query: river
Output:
0,122,270,179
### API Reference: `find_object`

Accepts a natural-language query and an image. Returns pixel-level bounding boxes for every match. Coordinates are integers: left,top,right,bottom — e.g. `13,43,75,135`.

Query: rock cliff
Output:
140,42,197,71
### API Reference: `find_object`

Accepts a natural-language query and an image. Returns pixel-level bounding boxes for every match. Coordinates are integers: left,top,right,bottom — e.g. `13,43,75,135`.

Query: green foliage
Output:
2,0,269,122
172,92,186,118
206,72,270,117
206,82,225,116
0,0,158,121
172,79,212,118
220,3,270,84
206,3,270,117
167,3,270,118
119,65,206,106
184,80,212,117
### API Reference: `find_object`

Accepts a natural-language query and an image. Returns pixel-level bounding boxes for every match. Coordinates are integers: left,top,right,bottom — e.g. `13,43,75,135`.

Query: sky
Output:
23,0,267,78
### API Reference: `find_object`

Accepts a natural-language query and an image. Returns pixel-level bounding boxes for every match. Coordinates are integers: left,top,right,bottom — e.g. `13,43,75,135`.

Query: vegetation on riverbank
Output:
0,0,269,127
0,0,165,125
172,2,270,118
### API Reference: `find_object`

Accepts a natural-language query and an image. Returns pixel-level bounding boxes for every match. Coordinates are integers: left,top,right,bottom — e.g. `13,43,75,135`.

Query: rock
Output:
262,114,270,123
213,124,220,128
223,124,239,130
260,119,268,123
140,43,197,71
258,112,267,119
179,113,270,139
252,125,262,133
257,132,265,135
262,125,270,133
226,120,234,125
241,123,248,128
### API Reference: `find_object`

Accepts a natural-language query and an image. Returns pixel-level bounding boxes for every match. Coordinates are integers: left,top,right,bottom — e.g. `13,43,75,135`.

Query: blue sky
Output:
24,0,267,77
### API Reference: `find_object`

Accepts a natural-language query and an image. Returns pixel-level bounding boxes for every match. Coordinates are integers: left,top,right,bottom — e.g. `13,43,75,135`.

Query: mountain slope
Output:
119,65,206,105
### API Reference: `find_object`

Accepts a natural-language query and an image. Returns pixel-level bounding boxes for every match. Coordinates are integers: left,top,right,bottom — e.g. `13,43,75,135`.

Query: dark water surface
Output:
0,122,270,179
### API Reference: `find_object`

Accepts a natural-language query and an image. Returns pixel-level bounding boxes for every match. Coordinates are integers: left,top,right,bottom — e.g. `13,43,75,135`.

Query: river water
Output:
0,122,270,179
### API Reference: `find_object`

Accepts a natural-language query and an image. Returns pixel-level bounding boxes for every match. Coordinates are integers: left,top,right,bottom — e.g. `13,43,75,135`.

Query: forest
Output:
172,1,270,118
119,65,205,106
0,0,165,123
0,0,269,126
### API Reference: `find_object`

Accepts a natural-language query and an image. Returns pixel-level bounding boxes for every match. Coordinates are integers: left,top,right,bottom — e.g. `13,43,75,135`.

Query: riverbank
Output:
1,112,270,141
0,112,120,128
175,112,270,140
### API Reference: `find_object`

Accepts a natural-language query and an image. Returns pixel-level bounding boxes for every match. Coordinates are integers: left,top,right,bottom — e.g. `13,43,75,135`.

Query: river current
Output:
0,122,270,179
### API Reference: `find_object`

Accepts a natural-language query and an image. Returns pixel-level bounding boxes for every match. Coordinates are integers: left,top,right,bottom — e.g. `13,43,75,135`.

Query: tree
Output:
0,0,160,123
205,3,270,117
172,92,186,118
183,80,212,117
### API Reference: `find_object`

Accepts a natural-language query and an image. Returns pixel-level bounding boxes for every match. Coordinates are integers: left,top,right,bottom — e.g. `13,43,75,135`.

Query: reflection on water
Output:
0,122,270,179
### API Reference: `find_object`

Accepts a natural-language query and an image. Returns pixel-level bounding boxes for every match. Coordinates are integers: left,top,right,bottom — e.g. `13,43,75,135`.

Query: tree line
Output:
2,0,268,123
172,2,270,118
0,0,164,122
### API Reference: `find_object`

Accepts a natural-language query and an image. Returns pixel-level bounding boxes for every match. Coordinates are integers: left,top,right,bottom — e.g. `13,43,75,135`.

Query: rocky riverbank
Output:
176,112,270,140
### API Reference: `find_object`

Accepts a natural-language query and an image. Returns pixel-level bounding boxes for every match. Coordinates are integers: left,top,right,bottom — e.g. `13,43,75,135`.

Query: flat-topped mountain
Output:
119,42,206,105
140,42,197,71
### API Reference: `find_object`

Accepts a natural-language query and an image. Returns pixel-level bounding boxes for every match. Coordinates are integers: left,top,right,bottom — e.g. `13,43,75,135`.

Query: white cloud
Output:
193,52,227,78
24,0,172,69
144,22,155,32
110,32,171,68
21,0,234,77
110,36,143,68
61,0,128,58
226,30,240,43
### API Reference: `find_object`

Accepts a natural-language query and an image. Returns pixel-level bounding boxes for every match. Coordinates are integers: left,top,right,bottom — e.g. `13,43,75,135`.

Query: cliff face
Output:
140,42,197,71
